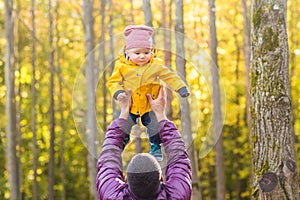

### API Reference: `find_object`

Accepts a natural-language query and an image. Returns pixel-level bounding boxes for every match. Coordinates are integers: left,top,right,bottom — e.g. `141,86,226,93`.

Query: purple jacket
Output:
96,118,192,200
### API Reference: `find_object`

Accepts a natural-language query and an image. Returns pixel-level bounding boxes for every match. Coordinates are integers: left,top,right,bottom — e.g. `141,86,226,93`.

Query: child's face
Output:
126,48,152,66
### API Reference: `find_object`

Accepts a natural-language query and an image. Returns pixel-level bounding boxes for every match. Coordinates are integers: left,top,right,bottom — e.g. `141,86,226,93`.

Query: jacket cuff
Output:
158,119,170,132
178,87,190,98
113,90,125,100
115,118,129,133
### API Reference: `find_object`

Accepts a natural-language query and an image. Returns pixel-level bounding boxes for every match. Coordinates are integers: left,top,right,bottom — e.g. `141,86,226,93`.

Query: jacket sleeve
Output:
159,120,192,200
156,64,188,92
106,61,125,97
96,119,129,200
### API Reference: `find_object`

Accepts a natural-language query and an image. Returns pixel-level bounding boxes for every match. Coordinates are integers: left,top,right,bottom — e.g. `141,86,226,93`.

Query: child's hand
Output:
117,90,132,119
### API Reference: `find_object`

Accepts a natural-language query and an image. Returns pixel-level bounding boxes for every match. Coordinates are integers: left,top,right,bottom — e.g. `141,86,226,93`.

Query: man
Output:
96,86,192,199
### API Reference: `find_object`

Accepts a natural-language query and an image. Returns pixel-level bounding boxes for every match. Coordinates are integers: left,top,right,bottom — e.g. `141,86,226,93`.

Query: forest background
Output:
0,0,300,200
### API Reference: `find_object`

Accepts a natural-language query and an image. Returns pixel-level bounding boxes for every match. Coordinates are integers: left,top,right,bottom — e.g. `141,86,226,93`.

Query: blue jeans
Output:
123,111,162,148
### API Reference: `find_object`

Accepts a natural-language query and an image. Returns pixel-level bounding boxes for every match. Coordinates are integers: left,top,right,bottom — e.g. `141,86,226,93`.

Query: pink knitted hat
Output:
124,25,153,50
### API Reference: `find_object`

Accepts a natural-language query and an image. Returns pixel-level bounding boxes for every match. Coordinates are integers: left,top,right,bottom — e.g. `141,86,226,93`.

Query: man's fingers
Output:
126,89,132,97
158,86,166,100
146,93,153,103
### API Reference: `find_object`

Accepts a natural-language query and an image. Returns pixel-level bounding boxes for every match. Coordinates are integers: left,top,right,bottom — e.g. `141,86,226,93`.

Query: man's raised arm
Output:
147,87,192,200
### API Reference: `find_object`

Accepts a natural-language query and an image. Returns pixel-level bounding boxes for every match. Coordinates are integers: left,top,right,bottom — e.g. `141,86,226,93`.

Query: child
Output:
107,25,190,161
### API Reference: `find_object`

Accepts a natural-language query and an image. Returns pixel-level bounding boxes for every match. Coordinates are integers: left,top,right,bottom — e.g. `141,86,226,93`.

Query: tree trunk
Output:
16,0,23,199
161,0,173,121
134,122,142,153
48,0,55,199
100,0,107,131
142,0,153,27
241,0,251,141
175,1,202,199
31,0,38,199
208,0,226,199
83,0,98,199
128,0,134,24
233,33,242,200
4,0,20,199
241,0,252,196
250,0,299,199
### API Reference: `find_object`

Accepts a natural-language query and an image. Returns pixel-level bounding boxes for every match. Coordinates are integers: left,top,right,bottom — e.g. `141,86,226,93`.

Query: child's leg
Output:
141,111,159,137
123,113,139,149
141,112,163,161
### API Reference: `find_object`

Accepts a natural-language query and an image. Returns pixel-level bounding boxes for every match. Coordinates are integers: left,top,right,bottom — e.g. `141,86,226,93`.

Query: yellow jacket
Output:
107,54,188,116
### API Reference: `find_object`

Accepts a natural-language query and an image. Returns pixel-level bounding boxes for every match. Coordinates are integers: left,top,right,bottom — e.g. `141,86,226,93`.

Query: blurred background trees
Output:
1,0,299,199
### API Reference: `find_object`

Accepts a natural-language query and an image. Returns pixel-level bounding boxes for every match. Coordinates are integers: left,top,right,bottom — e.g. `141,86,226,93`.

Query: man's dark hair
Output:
126,153,162,199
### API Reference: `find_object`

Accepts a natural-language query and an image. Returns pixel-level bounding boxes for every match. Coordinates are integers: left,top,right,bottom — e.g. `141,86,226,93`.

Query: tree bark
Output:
134,123,142,153
142,0,153,27
161,0,173,121
100,0,107,131
250,0,299,199
48,0,55,199
175,1,202,199
31,0,38,199
233,32,242,200
241,0,251,141
128,0,134,24
83,0,98,199
16,0,23,199
208,0,226,199
241,0,252,196
4,0,20,199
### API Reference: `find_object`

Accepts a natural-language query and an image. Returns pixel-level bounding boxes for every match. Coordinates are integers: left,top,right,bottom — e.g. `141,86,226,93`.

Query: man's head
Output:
126,153,162,199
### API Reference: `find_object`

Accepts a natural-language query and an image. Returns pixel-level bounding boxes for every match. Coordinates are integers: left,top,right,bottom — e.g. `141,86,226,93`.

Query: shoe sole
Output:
155,157,163,162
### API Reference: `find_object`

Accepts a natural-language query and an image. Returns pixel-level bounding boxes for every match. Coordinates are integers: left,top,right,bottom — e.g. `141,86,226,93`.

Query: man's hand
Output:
117,90,132,120
146,86,167,122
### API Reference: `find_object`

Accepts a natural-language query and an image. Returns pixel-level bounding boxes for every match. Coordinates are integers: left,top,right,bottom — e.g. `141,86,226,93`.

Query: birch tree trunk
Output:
208,0,225,199
250,0,299,199
4,0,20,199
241,0,251,141
48,0,55,199
142,0,153,27
83,0,97,198
175,1,201,199
161,0,173,121
232,32,243,200
241,0,252,197
16,1,22,199
128,0,134,24
31,0,38,199
100,0,107,131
